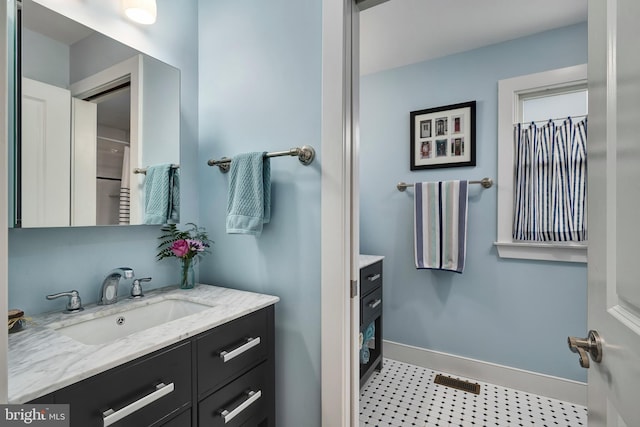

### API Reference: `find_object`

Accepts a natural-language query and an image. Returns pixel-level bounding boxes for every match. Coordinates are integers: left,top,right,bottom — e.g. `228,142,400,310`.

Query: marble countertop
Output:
8,284,279,403
359,254,384,269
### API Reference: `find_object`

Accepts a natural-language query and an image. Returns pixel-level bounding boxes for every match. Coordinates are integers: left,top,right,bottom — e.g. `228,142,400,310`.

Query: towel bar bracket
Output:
296,145,316,165
217,157,231,173
208,145,316,173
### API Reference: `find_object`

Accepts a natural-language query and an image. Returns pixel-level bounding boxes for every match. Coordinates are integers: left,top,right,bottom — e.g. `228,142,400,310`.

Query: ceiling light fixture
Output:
123,0,157,25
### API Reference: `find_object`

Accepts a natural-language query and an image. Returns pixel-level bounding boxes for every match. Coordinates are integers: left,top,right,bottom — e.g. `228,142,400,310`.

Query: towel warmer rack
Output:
207,145,315,173
133,164,180,175
397,178,493,192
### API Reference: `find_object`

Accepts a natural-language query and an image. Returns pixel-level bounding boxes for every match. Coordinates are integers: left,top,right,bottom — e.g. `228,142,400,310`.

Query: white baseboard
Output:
384,340,587,406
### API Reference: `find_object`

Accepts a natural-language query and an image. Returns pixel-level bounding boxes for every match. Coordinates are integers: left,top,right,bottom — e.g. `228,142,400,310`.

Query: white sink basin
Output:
50,299,212,345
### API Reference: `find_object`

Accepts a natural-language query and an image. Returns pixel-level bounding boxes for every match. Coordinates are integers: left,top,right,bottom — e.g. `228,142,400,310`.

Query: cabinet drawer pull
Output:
102,382,174,427
219,337,261,362
219,389,262,424
368,299,381,309
367,273,380,282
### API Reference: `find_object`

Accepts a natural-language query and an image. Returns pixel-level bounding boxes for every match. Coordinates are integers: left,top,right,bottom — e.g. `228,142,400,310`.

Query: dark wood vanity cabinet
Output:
360,259,383,387
29,305,275,427
196,308,274,426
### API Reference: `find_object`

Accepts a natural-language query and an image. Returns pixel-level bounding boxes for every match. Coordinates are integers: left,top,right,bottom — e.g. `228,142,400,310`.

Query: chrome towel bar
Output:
207,145,316,173
397,178,493,192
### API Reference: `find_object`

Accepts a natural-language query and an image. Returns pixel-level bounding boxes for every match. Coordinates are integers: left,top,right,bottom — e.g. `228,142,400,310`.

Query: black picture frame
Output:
410,101,476,170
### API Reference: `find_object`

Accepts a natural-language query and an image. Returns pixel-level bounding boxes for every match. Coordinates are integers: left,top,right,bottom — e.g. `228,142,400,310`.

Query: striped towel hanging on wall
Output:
414,180,468,273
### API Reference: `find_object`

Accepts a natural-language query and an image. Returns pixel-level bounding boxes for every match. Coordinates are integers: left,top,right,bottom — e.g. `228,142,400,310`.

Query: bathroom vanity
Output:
9,284,278,427
359,255,384,387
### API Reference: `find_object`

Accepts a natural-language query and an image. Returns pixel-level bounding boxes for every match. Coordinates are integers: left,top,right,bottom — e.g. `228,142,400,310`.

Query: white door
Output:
71,98,97,226
583,0,640,425
21,78,71,227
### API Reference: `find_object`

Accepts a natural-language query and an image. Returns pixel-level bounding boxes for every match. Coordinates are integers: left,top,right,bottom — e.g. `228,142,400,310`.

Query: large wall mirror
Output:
12,0,181,228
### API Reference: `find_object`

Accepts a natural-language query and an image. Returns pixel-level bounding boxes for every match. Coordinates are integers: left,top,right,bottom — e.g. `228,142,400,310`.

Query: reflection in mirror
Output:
15,0,180,228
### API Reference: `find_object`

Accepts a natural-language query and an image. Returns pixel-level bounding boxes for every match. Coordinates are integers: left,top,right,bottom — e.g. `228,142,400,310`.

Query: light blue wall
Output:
22,27,69,88
69,32,139,83
9,0,199,316
360,23,588,382
197,1,322,426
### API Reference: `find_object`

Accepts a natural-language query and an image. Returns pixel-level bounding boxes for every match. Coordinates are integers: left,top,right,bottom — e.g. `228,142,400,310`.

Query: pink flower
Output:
171,239,190,258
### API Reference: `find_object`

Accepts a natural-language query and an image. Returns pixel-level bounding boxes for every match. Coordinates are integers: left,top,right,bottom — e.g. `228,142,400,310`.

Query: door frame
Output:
320,0,386,425
0,0,10,403
320,0,357,425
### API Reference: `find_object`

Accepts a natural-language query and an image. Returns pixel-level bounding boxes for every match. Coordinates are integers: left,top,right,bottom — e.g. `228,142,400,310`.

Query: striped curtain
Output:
512,118,587,242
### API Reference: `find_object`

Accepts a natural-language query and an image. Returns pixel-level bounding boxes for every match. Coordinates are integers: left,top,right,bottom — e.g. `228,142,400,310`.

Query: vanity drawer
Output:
159,409,191,427
55,341,191,427
197,308,268,396
361,285,382,326
198,362,267,427
360,261,382,297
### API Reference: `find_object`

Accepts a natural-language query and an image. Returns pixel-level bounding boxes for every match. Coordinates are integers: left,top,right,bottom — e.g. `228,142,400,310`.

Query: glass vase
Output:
180,258,195,289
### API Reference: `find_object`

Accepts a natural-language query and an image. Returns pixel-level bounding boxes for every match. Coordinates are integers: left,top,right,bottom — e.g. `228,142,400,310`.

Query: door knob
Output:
567,330,602,368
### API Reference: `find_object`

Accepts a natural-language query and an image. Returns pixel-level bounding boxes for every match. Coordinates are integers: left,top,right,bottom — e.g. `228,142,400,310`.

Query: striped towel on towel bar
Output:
413,181,468,273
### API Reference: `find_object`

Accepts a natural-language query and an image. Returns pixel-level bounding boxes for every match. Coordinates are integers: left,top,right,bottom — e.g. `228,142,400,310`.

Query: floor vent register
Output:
434,374,481,395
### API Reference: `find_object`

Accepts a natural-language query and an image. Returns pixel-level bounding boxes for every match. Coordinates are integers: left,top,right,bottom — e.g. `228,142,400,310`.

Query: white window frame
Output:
495,64,588,263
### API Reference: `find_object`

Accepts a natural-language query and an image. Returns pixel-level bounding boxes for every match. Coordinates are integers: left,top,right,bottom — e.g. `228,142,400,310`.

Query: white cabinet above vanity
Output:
9,285,279,427
14,0,180,227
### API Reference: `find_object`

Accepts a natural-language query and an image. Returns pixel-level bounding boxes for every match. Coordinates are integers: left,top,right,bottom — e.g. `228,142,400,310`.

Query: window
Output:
496,64,588,263
521,89,587,123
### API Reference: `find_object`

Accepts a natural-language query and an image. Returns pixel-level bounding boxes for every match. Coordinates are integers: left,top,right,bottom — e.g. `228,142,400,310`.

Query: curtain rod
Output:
207,145,316,173
397,178,493,192
513,114,587,126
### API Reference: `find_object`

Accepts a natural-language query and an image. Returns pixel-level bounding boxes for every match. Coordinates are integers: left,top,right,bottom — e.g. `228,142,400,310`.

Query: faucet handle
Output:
46,290,84,313
130,277,151,299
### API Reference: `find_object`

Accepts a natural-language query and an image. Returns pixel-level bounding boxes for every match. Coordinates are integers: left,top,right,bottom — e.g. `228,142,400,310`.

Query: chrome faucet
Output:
99,267,135,305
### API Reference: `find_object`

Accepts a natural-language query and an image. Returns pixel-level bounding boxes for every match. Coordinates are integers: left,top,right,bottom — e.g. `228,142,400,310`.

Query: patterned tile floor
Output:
360,359,587,427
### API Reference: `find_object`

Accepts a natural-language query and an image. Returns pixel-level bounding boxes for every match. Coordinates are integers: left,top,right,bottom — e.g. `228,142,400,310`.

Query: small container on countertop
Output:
8,309,26,334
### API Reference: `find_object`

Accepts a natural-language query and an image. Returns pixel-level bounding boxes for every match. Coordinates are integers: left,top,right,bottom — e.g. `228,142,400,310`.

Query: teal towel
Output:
226,152,271,235
360,346,370,364
144,164,178,224
364,322,375,343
